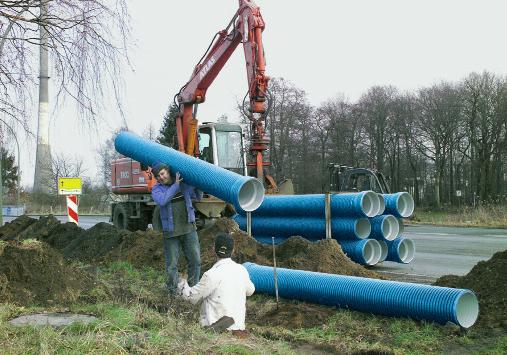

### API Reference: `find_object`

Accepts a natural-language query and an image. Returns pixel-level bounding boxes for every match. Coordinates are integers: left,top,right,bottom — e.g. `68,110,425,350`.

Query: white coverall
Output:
178,258,255,330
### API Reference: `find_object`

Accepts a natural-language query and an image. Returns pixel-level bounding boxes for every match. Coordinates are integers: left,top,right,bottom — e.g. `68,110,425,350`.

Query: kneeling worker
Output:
178,233,255,332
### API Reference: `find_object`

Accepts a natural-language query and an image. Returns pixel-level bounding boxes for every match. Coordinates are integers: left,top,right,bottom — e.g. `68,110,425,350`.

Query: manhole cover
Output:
9,313,98,327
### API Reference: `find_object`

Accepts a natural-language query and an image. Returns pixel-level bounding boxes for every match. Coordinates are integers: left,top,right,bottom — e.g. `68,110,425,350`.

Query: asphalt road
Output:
375,224,507,283
4,215,507,284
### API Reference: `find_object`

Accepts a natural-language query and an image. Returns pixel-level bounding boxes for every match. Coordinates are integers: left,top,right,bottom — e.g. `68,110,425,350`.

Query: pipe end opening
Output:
355,218,371,239
238,179,265,211
382,215,400,241
455,292,479,328
398,193,415,217
398,238,415,263
362,191,380,217
363,239,381,265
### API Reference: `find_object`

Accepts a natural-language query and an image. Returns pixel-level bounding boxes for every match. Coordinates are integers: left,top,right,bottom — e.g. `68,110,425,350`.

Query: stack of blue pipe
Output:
368,192,416,264
233,191,377,244
234,191,417,267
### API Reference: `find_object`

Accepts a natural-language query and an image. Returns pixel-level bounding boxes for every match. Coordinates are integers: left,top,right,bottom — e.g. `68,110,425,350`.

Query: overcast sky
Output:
13,0,507,188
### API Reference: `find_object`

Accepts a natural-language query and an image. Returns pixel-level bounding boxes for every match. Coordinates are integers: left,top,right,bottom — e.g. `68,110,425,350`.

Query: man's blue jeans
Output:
162,230,201,292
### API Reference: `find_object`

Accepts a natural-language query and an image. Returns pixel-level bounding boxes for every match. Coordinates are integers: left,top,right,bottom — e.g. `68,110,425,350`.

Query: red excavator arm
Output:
175,0,273,189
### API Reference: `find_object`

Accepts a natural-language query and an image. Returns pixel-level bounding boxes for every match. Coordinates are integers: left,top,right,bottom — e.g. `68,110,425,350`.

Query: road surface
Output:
3,215,507,283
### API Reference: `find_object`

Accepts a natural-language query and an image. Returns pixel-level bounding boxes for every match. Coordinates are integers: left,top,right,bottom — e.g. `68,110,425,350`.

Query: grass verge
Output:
1,261,506,354
411,205,507,228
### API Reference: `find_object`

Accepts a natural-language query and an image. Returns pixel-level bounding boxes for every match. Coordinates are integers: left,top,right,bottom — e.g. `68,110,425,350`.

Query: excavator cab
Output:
197,123,248,176
328,163,391,194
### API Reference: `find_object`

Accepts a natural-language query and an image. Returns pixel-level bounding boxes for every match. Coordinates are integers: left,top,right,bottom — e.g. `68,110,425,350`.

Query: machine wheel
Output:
113,203,130,230
113,203,140,231
152,206,163,232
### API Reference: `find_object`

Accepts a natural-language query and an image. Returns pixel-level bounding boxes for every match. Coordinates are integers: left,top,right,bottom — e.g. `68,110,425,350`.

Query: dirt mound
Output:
62,222,129,262
104,230,165,269
0,240,96,306
0,215,36,240
102,217,382,279
0,215,381,281
198,218,383,279
435,249,507,328
0,216,129,264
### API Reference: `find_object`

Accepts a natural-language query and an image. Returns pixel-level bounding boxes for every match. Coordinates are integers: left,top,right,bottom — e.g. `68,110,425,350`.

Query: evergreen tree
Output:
1,148,19,196
158,103,179,148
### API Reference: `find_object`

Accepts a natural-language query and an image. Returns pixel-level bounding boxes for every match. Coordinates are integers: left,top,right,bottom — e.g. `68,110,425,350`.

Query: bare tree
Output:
96,129,121,188
48,152,86,194
0,0,131,124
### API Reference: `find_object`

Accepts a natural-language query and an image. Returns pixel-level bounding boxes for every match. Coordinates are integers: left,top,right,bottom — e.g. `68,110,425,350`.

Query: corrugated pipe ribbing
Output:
383,192,415,218
236,191,381,218
233,215,371,240
386,237,416,263
114,131,264,211
244,263,479,328
339,239,382,265
369,215,400,241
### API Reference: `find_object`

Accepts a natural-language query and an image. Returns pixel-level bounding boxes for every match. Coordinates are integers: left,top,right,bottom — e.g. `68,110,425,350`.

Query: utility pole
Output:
33,1,53,193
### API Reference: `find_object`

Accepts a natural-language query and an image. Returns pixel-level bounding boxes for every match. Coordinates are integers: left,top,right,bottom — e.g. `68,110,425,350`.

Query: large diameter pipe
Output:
236,191,380,218
383,192,415,218
244,263,479,328
369,215,400,241
339,239,382,266
114,131,264,211
233,215,371,240
386,237,416,264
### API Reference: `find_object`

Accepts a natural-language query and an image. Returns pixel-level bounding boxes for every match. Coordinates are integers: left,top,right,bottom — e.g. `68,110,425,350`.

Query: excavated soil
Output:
0,215,383,312
435,249,507,329
0,240,97,306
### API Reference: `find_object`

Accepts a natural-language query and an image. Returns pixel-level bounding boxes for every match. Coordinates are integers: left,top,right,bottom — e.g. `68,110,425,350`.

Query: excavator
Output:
110,0,291,231
328,163,391,194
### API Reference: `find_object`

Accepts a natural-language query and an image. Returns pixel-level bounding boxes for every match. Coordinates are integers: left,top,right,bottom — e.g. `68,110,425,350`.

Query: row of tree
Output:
102,71,506,208
248,71,507,207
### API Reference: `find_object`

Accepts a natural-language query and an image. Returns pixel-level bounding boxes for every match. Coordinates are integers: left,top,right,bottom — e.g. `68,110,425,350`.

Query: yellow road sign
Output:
58,177,82,195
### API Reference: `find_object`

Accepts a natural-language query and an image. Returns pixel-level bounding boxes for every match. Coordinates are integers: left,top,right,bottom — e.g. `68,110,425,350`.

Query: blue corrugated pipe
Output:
233,215,371,240
244,263,479,328
114,131,264,211
386,237,415,263
383,192,415,218
339,239,382,265
236,192,380,217
369,215,399,241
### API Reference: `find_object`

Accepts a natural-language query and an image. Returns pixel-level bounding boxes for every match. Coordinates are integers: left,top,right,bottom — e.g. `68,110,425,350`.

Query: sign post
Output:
58,177,82,225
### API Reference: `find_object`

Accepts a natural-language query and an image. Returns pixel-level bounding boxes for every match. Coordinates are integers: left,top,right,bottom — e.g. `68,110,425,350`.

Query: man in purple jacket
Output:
151,162,203,293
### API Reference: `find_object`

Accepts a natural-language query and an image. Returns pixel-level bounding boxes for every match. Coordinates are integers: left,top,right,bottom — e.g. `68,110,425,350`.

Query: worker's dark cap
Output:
151,162,169,177
215,233,234,258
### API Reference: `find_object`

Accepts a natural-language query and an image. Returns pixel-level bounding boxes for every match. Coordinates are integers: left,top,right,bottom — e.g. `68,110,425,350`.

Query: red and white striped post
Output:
66,194,79,225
